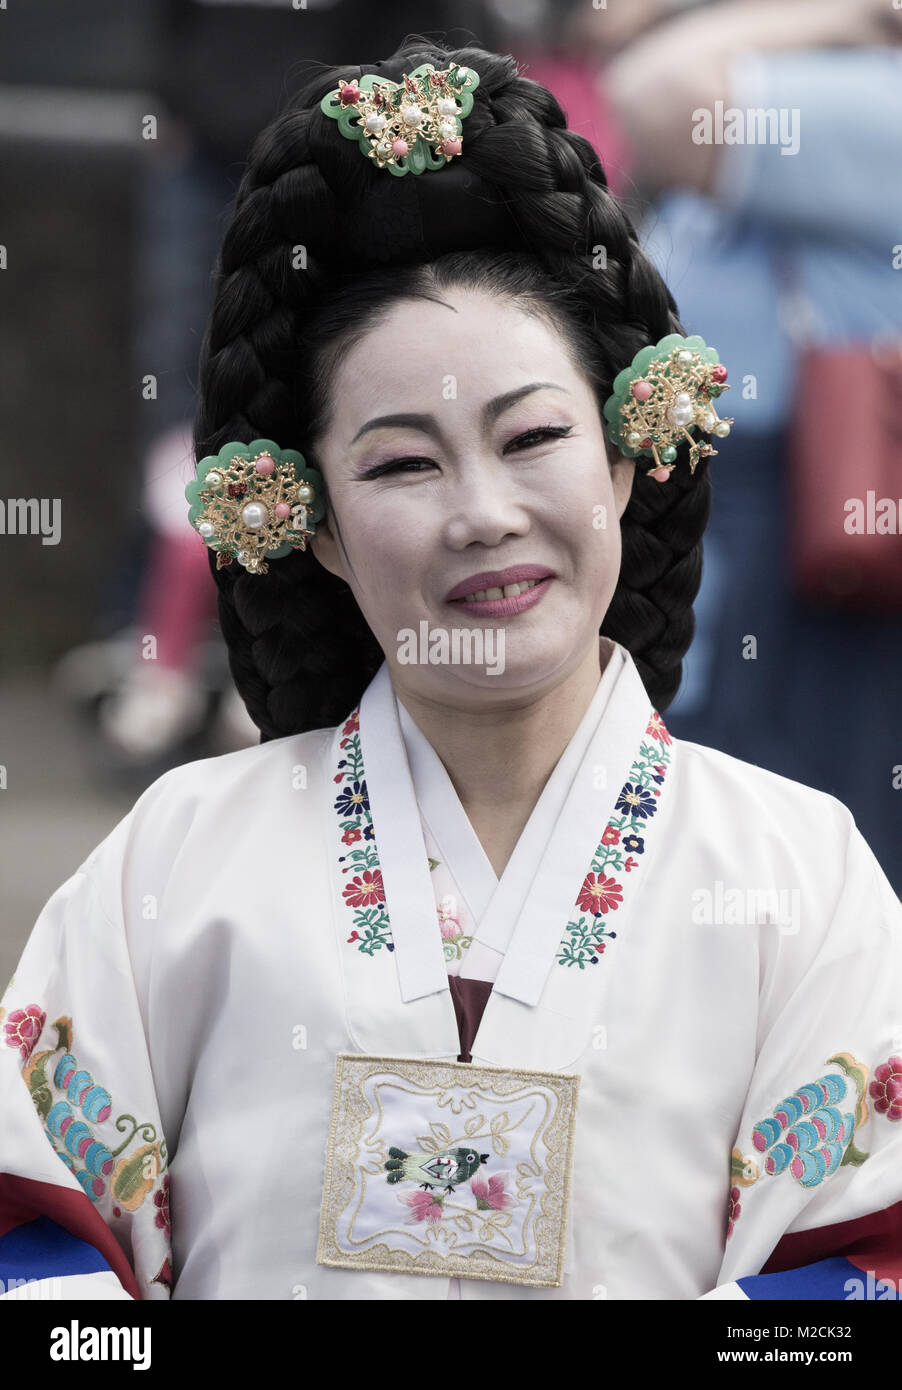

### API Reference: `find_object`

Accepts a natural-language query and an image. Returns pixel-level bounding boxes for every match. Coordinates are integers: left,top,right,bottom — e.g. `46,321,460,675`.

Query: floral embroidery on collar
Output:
335,705,673,965
556,711,673,968
334,711,394,956
437,895,473,963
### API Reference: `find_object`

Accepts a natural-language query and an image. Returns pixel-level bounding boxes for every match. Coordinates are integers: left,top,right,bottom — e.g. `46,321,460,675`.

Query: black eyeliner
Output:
358,424,573,479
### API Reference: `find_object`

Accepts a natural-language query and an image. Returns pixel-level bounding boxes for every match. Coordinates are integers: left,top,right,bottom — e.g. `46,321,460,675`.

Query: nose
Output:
440,457,532,550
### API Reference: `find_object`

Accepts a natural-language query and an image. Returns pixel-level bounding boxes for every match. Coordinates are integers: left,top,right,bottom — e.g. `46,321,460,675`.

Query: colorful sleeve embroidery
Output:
715,1051,902,1301
0,859,172,1300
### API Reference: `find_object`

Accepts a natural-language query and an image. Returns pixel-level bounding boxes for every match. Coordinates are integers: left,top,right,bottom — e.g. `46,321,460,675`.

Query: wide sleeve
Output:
0,810,171,1300
701,815,902,1301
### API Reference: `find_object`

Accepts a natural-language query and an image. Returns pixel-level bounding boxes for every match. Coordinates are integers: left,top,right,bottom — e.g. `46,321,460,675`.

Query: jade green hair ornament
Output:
603,333,734,481
186,439,325,576
320,61,480,177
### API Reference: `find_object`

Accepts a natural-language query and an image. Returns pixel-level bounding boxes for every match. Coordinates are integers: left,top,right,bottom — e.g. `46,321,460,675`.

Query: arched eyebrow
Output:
349,382,570,446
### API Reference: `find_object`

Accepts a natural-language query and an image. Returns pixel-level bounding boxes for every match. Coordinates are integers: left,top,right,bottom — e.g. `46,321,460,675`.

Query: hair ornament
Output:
186,439,325,576
320,62,480,176
603,333,734,481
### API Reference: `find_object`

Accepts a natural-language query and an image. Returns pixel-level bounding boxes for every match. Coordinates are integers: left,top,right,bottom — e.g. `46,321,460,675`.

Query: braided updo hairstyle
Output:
194,35,713,741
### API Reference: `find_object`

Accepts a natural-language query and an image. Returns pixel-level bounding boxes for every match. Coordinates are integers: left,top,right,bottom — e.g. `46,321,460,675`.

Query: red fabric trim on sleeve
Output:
761,1197,902,1283
0,1173,142,1299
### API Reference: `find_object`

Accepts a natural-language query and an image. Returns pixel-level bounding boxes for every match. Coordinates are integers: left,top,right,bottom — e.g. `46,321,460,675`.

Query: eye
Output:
360,456,434,479
360,425,572,479
504,424,573,453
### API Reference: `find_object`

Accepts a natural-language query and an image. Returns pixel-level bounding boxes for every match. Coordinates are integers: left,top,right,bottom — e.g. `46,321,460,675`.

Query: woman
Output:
1,38,900,1302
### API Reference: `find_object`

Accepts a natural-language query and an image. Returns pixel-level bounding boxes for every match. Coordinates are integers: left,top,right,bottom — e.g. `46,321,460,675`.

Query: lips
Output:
445,564,555,603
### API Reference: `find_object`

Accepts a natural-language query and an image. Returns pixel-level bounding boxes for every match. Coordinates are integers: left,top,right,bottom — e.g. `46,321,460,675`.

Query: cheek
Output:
549,463,620,547
333,490,432,599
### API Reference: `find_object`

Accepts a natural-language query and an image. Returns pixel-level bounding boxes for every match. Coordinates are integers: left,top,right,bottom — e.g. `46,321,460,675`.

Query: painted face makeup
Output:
311,286,634,703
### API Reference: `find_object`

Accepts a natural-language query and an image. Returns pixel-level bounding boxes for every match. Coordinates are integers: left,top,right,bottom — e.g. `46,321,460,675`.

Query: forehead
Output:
326,288,588,436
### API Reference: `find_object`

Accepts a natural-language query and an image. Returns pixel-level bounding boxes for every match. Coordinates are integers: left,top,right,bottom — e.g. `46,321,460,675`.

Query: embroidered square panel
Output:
317,1053,580,1286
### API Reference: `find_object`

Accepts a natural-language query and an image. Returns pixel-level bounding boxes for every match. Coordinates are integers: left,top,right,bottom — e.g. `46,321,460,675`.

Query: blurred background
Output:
1,0,900,985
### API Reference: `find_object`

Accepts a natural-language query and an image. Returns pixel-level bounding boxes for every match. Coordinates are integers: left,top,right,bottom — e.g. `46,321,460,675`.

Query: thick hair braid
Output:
194,37,712,738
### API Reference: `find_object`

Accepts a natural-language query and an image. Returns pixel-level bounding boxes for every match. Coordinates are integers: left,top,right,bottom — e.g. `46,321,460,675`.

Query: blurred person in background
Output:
598,0,902,891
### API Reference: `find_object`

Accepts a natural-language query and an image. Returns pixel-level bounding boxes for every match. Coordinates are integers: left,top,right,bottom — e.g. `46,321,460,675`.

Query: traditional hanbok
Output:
2,638,901,1300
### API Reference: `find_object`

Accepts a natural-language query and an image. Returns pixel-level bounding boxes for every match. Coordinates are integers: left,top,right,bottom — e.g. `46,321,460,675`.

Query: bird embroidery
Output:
385,1145,489,1193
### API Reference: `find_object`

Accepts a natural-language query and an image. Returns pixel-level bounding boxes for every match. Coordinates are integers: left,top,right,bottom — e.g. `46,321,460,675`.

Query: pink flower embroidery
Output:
646,712,672,746
153,1174,171,1238
623,856,637,873
402,1190,443,1225
341,826,362,846
577,872,623,916
869,1056,902,1122
438,903,464,940
471,1172,516,1211
342,869,385,909
342,711,360,736
601,826,620,847
727,1185,741,1240
4,1005,46,1061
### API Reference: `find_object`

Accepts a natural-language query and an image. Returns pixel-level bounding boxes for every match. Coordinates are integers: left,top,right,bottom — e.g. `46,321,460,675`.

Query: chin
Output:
430,648,575,696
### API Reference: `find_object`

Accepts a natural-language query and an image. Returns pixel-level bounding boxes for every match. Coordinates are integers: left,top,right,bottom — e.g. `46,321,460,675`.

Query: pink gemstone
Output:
255,455,276,476
632,380,652,401
440,138,462,156
711,365,728,383
274,502,292,519
339,82,360,106
651,467,671,482
392,138,408,157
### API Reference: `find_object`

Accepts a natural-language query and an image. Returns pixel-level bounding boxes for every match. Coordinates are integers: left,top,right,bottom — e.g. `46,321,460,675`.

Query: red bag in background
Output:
788,341,902,611
777,251,902,611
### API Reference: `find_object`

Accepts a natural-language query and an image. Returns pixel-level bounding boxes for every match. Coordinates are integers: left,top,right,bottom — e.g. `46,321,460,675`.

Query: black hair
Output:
194,35,712,739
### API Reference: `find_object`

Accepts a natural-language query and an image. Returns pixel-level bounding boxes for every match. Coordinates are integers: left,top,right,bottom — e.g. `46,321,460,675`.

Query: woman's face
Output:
310,287,635,709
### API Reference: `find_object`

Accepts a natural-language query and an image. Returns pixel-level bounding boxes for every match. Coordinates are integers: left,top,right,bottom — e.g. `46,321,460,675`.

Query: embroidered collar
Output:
331,647,673,1006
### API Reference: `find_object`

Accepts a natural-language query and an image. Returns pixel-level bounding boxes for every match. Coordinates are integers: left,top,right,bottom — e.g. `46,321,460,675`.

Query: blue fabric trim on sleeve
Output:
0,1215,112,1283
738,1255,900,1301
